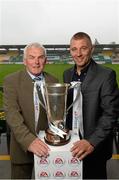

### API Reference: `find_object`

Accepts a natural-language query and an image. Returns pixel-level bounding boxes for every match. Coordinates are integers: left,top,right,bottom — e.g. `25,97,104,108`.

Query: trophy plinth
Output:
44,128,71,146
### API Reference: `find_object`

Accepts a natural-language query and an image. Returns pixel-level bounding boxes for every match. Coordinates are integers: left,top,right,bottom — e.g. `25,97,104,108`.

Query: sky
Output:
0,0,119,45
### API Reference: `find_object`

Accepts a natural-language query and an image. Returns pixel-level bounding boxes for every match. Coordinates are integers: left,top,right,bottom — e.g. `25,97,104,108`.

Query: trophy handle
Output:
66,82,81,114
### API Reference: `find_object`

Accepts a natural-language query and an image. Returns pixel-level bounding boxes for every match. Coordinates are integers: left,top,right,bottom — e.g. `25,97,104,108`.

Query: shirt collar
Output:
26,70,44,80
75,61,90,74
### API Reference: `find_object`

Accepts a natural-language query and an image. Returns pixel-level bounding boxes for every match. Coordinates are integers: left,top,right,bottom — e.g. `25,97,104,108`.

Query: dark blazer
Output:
3,69,58,164
63,60,119,160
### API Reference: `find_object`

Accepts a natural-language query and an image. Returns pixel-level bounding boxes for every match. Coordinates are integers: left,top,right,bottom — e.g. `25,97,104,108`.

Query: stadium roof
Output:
0,44,119,54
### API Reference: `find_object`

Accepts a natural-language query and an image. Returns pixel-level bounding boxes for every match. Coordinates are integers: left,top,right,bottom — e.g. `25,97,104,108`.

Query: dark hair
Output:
71,32,92,45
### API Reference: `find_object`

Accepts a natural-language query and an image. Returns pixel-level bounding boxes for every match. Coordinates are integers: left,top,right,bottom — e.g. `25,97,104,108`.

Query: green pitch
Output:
1,63,119,84
0,63,119,108
0,64,72,85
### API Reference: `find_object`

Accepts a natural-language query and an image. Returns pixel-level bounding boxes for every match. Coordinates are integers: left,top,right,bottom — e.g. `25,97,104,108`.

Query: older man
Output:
3,43,58,179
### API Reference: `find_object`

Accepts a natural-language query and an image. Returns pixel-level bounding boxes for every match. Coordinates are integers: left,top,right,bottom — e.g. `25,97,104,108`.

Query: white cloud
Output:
0,0,119,44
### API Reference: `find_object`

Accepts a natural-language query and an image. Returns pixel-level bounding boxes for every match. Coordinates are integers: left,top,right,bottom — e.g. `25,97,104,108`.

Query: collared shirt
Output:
27,70,44,81
72,63,89,82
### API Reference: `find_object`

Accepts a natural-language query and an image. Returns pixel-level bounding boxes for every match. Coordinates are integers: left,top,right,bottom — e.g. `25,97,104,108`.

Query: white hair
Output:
23,42,47,59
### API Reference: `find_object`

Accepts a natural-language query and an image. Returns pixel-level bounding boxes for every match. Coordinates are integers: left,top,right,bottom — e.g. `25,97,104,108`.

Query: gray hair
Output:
23,42,47,59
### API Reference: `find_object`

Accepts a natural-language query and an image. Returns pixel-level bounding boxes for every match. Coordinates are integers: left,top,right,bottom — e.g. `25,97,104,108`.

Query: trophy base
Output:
44,129,71,146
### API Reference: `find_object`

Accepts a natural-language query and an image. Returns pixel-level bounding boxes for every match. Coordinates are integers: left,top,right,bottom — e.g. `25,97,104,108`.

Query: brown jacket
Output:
3,69,58,164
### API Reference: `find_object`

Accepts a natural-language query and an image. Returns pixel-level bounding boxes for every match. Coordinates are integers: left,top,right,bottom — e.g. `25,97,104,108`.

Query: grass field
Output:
0,63,119,108
0,64,73,85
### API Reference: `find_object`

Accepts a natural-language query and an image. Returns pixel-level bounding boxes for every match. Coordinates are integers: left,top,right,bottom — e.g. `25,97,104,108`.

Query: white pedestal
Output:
34,131,82,179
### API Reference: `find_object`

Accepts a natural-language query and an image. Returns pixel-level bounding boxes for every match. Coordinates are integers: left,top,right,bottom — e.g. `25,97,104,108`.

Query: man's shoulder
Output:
64,66,74,74
4,69,25,81
91,60,115,74
44,71,59,82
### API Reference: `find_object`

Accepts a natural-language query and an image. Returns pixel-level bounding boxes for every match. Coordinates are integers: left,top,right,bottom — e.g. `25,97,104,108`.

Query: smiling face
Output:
23,46,47,76
70,37,93,71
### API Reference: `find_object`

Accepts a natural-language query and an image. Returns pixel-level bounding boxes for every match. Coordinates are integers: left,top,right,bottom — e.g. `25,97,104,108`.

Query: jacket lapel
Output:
81,60,97,92
66,67,75,83
21,70,34,104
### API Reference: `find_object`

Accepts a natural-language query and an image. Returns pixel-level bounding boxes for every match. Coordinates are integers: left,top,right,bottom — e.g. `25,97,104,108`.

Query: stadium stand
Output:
0,44,119,64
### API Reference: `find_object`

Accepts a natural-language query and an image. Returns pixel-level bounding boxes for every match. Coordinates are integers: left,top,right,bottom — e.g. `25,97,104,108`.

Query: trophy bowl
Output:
43,83,71,146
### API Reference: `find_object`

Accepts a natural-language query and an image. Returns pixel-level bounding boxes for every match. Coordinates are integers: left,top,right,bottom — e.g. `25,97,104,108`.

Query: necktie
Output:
33,77,46,134
34,76,42,81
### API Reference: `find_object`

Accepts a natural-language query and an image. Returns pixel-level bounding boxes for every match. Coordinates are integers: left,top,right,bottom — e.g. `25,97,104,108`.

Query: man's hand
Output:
70,139,94,160
28,137,50,158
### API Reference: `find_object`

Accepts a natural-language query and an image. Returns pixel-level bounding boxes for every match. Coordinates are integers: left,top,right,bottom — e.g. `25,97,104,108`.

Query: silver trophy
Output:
38,82,81,146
